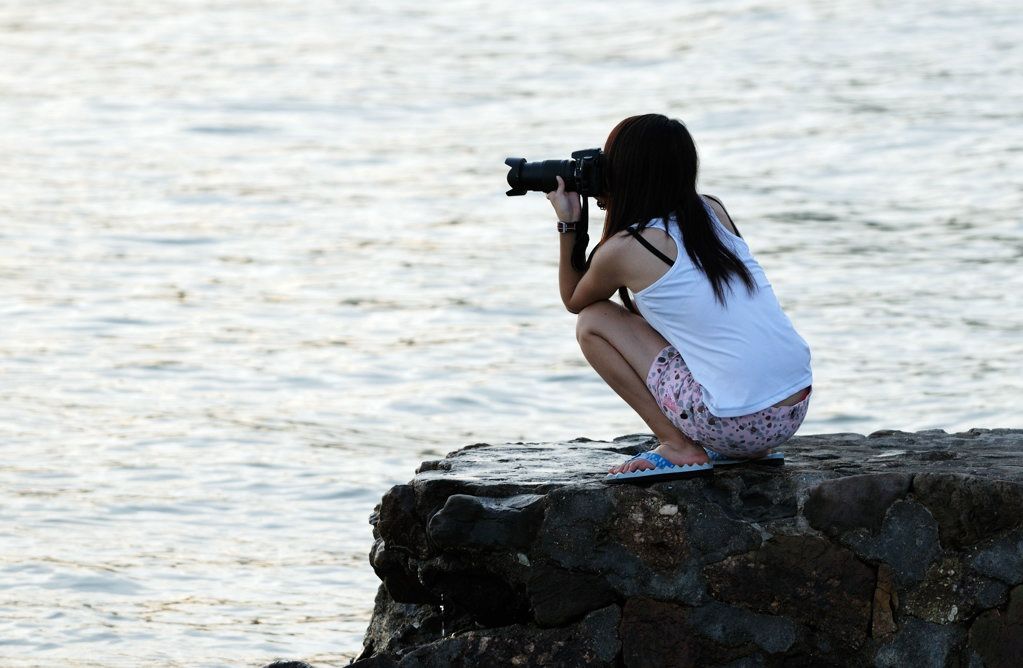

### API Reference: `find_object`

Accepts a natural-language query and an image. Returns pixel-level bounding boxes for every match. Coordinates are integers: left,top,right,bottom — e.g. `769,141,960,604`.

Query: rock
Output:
526,563,617,627
619,598,695,667
393,604,620,668
368,538,436,604
426,493,545,550
968,584,1023,668
704,534,874,651
355,429,1023,665
684,499,763,564
842,500,941,585
804,472,912,535
913,473,1023,549
417,552,530,627
902,555,1008,624
355,585,444,662
686,600,798,654
971,528,1023,585
873,616,965,668
871,564,898,638
349,657,398,668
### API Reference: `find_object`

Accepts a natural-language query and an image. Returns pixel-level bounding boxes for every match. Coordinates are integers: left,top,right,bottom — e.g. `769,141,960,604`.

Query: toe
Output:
609,458,657,474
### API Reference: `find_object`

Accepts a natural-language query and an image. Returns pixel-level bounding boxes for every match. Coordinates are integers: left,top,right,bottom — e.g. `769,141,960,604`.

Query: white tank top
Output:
631,201,812,417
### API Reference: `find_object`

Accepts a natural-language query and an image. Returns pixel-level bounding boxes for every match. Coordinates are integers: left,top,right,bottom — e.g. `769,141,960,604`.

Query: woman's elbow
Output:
563,296,585,314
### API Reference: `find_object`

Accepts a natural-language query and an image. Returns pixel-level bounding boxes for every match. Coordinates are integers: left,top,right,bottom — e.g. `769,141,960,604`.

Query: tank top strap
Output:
636,216,676,236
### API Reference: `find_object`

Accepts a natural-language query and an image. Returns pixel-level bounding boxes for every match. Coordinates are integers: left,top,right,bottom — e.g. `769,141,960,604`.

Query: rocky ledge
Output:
352,429,1023,667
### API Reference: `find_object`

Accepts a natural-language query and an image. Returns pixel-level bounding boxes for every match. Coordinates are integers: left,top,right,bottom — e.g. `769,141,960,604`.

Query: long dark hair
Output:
597,114,756,307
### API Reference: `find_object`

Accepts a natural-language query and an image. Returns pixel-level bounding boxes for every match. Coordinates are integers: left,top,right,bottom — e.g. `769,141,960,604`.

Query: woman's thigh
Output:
576,300,670,380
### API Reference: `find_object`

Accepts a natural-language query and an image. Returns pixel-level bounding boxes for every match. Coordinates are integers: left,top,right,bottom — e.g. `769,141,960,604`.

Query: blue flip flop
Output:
605,451,714,483
704,449,785,467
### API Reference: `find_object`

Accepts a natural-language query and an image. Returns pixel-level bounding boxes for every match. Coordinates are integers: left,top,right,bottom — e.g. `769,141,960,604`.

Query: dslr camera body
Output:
504,148,604,197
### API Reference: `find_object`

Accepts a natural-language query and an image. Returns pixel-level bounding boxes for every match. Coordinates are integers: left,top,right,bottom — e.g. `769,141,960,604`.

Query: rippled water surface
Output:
1,0,1021,665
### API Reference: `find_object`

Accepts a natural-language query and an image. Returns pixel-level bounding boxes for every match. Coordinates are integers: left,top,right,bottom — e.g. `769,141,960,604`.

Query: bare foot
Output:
608,441,710,474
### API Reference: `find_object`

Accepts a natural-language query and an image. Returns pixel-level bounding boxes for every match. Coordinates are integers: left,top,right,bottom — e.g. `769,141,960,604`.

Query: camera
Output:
504,148,604,197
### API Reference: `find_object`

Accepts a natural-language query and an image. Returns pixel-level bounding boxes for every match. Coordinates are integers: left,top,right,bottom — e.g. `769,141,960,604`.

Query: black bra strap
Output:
626,227,674,266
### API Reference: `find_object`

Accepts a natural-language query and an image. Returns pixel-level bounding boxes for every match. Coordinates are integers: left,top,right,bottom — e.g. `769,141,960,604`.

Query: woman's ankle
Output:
652,441,709,465
655,439,705,456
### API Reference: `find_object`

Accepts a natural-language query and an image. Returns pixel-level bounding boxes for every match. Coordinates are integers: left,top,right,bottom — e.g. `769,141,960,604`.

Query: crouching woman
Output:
547,114,812,481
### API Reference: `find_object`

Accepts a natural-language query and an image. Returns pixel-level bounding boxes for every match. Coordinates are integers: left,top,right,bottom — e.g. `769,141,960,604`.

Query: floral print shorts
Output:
646,345,811,458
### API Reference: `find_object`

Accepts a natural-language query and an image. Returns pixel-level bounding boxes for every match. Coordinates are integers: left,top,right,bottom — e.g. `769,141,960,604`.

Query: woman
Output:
546,114,812,482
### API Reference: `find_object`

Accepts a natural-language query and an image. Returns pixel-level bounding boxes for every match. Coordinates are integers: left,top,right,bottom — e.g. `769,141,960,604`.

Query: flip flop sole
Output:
605,462,714,483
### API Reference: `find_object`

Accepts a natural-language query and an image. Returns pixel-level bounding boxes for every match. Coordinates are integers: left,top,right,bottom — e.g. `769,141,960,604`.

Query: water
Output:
1,0,1021,665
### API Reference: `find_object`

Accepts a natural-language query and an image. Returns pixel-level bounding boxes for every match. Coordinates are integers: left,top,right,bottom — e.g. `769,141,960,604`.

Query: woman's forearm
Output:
546,175,584,311
559,231,583,311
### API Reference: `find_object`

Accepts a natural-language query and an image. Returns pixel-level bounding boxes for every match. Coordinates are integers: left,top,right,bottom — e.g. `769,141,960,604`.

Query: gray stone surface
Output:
426,492,545,550
687,600,798,654
357,428,1023,666
619,597,695,667
527,563,617,627
873,616,965,668
971,528,1023,585
704,534,874,651
914,473,1023,548
968,584,1023,668
386,604,621,668
842,499,942,585
356,585,443,662
804,472,913,535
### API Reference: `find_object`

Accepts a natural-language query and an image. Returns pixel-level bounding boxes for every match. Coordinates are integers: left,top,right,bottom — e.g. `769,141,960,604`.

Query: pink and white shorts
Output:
646,345,811,458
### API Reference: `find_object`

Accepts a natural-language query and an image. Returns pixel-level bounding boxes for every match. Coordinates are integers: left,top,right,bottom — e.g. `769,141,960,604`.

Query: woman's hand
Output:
546,175,581,222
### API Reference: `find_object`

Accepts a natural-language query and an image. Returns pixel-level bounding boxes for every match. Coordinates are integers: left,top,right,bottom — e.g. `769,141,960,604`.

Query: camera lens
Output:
504,158,577,195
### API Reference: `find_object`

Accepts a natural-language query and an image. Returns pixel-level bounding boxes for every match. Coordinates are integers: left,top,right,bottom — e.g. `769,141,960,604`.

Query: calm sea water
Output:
1,0,1020,665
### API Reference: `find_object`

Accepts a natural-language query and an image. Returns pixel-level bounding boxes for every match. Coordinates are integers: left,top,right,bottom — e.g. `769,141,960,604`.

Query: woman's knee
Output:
575,300,619,343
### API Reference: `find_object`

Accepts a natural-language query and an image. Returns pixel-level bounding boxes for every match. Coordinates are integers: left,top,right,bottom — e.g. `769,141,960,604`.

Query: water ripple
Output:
1,0,1021,665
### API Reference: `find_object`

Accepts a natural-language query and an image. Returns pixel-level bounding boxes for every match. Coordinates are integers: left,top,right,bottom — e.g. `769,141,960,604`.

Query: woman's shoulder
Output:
699,194,740,236
607,224,679,267
606,225,668,248
601,229,637,256
700,192,725,208
594,229,653,267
